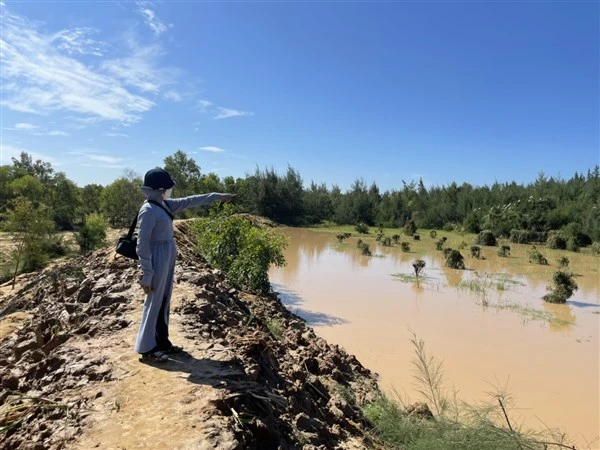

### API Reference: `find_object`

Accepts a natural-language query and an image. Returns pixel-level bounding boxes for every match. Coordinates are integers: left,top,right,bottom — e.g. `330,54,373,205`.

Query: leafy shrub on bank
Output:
382,236,393,247
475,230,497,246
192,204,287,295
404,219,417,236
355,223,370,234
76,214,107,253
470,246,481,259
401,242,410,252
429,230,437,239
509,229,548,244
546,233,567,250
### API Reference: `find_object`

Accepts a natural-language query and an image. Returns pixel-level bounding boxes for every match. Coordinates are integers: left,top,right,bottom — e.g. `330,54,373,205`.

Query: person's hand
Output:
139,277,153,294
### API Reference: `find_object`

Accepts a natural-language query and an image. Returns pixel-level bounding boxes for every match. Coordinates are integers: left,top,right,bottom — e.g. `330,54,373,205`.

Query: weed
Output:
266,318,284,340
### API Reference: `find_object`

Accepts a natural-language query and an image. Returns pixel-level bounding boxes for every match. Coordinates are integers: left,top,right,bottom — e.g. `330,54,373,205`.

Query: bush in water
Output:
392,234,401,244
497,245,511,257
382,236,393,247
429,230,437,239
445,249,465,269
470,246,481,259
412,259,426,278
404,219,417,236
413,234,421,241
401,242,411,252
543,271,578,303
557,256,569,269
355,223,370,234
435,240,444,251
528,247,548,265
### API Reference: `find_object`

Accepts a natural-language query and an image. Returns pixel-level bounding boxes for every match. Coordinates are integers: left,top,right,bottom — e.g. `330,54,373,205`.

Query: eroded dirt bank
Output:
0,221,381,450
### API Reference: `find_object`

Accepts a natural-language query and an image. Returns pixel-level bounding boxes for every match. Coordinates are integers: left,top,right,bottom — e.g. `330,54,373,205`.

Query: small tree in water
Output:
445,249,465,269
392,234,401,244
401,242,411,252
470,245,481,259
429,230,437,239
435,240,444,251
543,271,578,303
557,256,570,269
382,236,393,247
497,245,511,257
404,219,417,236
412,259,426,279
355,223,369,234
528,247,548,265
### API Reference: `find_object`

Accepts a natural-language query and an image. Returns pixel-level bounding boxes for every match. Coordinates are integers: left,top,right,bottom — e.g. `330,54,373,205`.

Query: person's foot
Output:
163,345,184,354
139,351,169,363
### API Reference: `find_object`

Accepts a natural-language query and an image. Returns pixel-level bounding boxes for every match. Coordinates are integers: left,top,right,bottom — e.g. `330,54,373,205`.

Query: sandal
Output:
139,351,169,363
164,345,184,354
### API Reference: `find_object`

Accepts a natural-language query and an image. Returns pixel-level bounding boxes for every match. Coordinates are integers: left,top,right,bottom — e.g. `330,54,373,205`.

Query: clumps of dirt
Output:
174,262,380,449
0,250,138,450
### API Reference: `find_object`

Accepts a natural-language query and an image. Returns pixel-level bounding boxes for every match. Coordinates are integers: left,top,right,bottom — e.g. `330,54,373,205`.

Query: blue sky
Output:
1,1,598,190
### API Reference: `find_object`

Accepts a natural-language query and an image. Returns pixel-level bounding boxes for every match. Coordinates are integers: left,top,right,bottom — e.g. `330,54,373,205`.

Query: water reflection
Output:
273,284,347,327
542,301,577,332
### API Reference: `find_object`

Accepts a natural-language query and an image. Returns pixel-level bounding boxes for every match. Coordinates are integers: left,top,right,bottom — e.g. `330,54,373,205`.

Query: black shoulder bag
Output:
115,200,174,260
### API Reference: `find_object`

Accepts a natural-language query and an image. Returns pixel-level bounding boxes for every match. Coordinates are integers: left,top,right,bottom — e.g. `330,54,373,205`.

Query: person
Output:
135,167,234,362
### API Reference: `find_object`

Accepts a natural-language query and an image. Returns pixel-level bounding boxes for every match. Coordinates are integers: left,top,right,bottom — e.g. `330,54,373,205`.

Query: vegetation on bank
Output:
1,149,599,283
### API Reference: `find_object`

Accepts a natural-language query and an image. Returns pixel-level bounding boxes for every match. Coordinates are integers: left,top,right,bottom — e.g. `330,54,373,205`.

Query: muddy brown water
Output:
270,228,600,448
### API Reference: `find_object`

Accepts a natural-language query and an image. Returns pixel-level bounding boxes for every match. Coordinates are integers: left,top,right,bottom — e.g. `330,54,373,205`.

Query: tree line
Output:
1,150,598,279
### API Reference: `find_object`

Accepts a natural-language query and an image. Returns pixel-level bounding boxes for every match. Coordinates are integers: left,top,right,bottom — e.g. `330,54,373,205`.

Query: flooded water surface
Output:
269,228,600,447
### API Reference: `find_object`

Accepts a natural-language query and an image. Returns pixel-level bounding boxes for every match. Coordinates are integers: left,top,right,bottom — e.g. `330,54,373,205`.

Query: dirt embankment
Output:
0,221,381,450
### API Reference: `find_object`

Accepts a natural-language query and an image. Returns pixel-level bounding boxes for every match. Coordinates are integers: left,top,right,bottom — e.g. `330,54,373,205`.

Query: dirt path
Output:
71,284,241,450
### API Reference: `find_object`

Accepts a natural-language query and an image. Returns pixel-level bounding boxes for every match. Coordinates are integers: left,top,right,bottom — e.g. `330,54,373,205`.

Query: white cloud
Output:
14,122,38,130
163,90,182,102
214,107,254,120
104,132,130,138
199,146,225,153
87,154,123,164
47,130,70,136
0,9,156,123
137,3,171,36
51,27,105,56
0,143,57,165
197,99,213,112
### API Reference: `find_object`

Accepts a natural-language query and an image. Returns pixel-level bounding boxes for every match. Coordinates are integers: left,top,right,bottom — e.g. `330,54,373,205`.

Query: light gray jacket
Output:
136,190,232,285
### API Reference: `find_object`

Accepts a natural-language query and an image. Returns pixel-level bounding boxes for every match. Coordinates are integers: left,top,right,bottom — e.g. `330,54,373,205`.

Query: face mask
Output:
163,188,173,199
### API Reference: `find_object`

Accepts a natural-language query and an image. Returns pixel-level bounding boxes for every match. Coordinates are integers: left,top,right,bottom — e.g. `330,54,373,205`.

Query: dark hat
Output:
142,168,175,190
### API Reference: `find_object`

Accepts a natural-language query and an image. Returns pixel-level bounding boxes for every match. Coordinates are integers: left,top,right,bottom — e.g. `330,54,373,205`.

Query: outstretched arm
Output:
136,207,156,288
164,193,234,213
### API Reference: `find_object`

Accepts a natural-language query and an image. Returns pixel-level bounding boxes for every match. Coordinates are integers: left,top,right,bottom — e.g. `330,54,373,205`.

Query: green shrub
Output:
435,240,444,251
442,247,453,258
459,241,467,250
546,233,567,250
376,232,384,242
445,249,465,269
382,236,393,247
193,204,287,295
475,230,496,246
392,234,401,244
591,242,600,256
355,223,369,234
470,246,481,259
509,229,548,244
441,237,448,243
557,256,569,269
413,234,420,241
497,245,511,257
359,243,372,256
429,230,437,239
401,242,410,252
404,219,417,236
76,214,107,253
543,271,578,303
566,237,580,252
528,248,548,265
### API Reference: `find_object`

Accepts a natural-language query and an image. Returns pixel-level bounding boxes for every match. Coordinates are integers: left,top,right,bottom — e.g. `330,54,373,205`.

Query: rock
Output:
406,402,434,420
295,413,320,433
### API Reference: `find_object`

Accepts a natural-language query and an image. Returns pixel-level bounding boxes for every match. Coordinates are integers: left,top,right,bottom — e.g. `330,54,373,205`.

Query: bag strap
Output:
148,200,174,221
126,214,138,239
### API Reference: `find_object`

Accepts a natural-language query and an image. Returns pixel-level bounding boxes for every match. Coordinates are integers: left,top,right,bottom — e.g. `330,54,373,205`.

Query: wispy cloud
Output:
214,107,254,120
87,154,123,164
163,90,182,102
14,122,39,130
0,8,161,124
67,149,124,168
196,99,213,112
47,130,70,136
51,27,105,56
199,146,225,153
104,132,130,138
137,3,171,36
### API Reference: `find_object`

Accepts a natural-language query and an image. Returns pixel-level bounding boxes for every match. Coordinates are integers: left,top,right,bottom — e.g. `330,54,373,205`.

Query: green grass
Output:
266,318,284,340
492,302,574,328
